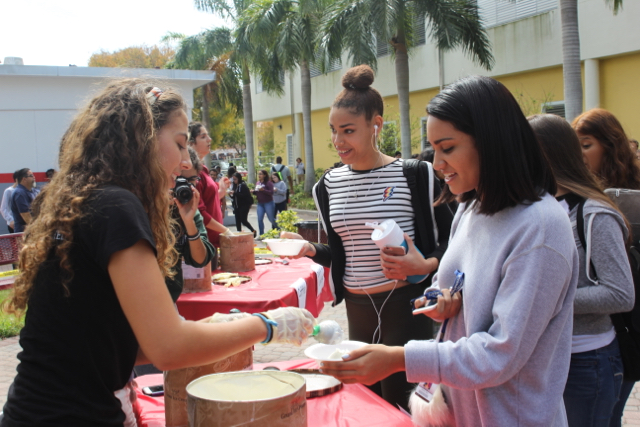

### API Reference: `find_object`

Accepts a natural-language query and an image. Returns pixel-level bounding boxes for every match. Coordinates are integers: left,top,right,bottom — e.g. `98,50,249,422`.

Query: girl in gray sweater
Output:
531,114,634,427
320,76,580,426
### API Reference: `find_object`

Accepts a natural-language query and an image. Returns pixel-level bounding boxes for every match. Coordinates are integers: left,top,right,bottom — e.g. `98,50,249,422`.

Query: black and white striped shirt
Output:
325,159,415,290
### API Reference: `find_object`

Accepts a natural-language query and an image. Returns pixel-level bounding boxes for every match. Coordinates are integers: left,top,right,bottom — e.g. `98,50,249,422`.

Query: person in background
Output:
188,122,230,247
208,168,219,182
272,172,288,222
572,108,640,427
45,169,56,183
394,151,402,159
215,165,222,181
0,80,315,427
271,156,294,196
10,168,37,233
1,171,18,233
320,75,578,425
252,170,276,236
530,113,634,427
229,172,255,237
295,157,305,184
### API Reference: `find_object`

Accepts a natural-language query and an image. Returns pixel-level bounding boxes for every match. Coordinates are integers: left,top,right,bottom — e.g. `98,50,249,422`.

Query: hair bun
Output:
342,65,374,90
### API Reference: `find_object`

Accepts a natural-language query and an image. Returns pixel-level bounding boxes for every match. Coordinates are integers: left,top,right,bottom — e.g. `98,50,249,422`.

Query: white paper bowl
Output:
304,341,368,362
262,239,308,256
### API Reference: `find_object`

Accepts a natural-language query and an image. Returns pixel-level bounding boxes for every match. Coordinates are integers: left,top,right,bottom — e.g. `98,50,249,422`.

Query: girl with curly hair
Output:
0,79,314,427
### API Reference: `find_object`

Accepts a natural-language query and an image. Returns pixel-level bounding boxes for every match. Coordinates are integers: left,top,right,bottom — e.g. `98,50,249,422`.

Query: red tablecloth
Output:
177,257,333,320
134,359,413,427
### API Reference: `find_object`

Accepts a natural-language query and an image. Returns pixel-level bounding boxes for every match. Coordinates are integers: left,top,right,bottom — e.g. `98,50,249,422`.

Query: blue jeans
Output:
609,379,635,427
564,338,624,427
257,201,276,235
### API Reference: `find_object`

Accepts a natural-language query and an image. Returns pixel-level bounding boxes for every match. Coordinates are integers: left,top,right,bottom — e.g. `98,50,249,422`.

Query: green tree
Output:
320,0,494,158
237,0,326,193
560,0,623,121
193,0,270,184
165,29,243,138
89,45,174,68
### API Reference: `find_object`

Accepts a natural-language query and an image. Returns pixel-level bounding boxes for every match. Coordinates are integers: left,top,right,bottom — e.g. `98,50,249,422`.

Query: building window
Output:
414,14,426,46
376,36,391,58
542,101,566,118
420,117,429,151
286,134,294,165
309,57,342,78
477,0,557,28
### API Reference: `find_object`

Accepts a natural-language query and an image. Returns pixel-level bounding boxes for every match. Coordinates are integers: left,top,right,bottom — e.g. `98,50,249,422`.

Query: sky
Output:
1,0,231,67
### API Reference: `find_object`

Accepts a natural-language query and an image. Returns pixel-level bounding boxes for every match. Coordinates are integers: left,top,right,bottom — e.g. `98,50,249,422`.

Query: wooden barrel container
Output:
164,347,253,427
219,232,255,272
186,371,307,427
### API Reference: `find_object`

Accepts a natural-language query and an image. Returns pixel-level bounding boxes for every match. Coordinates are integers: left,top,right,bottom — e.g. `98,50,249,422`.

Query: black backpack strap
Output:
576,198,598,280
403,159,436,255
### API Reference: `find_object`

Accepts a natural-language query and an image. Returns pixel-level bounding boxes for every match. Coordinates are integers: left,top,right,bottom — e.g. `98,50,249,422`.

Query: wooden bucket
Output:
219,232,255,272
187,371,307,427
164,347,253,427
182,261,212,293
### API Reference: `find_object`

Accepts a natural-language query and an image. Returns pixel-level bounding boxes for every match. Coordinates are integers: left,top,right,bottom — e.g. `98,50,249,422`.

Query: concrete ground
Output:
2,204,640,425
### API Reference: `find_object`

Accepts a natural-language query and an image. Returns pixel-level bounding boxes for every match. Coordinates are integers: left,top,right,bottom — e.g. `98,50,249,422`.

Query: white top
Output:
325,160,414,290
296,162,305,175
1,186,15,225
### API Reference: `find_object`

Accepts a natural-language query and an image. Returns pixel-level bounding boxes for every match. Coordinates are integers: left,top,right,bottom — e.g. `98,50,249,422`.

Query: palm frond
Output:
604,0,624,14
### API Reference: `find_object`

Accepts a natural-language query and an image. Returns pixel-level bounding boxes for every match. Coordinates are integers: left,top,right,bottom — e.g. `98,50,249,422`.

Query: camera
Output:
173,176,193,204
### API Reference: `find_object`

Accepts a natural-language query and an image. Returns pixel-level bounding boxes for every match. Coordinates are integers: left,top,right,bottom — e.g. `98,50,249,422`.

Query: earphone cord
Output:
342,140,398,344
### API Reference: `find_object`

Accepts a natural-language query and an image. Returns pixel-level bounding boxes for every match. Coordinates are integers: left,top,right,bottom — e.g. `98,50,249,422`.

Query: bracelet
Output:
186,231,200,241
252,313,278,344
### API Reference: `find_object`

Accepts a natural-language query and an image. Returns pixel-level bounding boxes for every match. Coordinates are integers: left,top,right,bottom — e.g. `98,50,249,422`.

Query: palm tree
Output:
560,0,623,122
320,0,494,158
194,0,262,183
165,29,243,134
237,0,327,193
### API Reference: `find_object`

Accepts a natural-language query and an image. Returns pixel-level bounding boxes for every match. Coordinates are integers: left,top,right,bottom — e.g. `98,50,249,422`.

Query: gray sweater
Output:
405,193,579,426
569,198,634,336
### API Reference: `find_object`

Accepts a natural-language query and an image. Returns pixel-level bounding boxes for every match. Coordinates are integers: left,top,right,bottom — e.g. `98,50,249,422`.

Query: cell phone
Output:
382,245,406,256
142,385,164,396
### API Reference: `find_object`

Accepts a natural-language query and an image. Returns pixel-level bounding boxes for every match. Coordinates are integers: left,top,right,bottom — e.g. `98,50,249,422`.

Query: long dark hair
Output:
428,76,556,215
259,169,270,183
572,108,640,189
530,113,630,240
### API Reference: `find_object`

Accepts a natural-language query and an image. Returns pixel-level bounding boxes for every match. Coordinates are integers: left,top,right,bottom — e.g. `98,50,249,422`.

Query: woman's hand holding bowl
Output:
279,231,316,258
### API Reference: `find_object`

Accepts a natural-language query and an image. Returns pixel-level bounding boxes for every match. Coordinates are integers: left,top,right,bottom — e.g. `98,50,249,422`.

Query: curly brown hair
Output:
5,79,184,314
572,108,640,190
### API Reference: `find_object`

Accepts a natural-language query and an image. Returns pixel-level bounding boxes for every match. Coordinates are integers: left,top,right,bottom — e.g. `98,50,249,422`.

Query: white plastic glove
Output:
208,312,251,323
263,307,316,346
221,228,234,236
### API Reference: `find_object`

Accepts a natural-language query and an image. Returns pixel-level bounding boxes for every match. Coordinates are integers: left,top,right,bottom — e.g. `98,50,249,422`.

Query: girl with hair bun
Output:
0,79,315,426
321,76,579,426
283,64,454,410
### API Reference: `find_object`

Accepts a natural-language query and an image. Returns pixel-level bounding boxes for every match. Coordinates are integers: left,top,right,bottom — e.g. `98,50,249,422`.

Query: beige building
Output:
250,0,640,170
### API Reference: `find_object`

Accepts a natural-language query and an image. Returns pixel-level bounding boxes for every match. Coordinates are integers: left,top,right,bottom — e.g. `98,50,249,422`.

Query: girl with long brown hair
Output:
530,114,634,427
572,108,640,427
0,79,314,427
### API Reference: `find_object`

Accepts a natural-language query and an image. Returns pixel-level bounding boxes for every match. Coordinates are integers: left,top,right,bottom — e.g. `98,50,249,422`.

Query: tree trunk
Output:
202,83,211,131
394,27,411,159
242,64,256,184
300,61,315,194
560,0,583,122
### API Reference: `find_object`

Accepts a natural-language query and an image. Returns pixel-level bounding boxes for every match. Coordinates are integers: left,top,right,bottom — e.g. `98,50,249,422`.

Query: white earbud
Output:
374,125,378,137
